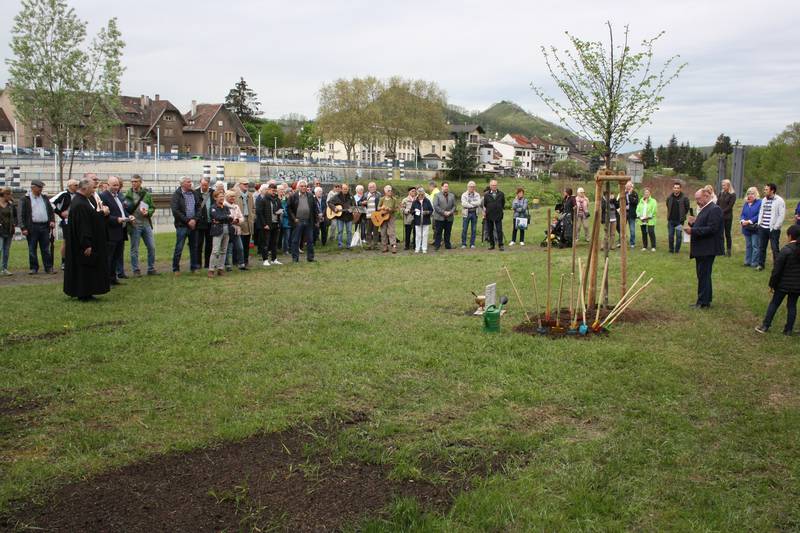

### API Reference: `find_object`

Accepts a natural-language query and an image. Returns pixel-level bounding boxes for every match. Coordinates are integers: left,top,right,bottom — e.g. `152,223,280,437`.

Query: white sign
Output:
485,283,497,308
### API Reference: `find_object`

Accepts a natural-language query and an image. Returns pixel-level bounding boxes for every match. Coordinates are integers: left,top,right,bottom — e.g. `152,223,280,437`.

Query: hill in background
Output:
445,100,575,141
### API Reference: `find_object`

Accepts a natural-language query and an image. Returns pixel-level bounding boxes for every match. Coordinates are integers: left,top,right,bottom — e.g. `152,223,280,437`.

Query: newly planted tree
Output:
533,23,685,169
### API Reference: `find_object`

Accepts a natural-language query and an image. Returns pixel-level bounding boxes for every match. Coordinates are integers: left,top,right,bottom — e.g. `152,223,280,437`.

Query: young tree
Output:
712,133,733,155
655,144,666,166
6,0,125,188
641,135,656,168
225,77,262,122
261,121,285,153
446,134,478,181
533,23,685,169
317,77,381,161
297,122,319,160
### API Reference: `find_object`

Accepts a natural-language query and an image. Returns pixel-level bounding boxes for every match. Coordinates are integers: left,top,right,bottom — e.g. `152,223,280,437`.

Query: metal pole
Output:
155,126,160,183
274,137,277,160
14,119,18,155
257,131,261,161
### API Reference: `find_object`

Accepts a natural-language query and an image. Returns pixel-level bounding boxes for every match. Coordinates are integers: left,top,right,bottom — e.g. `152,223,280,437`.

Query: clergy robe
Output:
63,193,110,298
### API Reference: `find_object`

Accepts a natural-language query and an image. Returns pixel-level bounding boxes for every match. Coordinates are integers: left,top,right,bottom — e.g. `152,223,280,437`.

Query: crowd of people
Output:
0,173,798,335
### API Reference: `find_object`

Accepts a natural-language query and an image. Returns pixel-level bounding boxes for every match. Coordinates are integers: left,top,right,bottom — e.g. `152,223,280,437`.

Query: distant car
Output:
0,144,13,154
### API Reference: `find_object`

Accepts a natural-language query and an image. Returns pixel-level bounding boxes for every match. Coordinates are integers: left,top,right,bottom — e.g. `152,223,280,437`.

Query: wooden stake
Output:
586,178,603,308
546,208,552,322
504,266,531,323
594,257,609,325
618,181,628,299
531,272,542,328
577,258,587,325
555,274,564,327
569,272,576,328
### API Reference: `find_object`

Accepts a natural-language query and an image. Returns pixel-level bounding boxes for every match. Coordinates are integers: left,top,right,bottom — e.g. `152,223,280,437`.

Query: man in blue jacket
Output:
685,188,724,308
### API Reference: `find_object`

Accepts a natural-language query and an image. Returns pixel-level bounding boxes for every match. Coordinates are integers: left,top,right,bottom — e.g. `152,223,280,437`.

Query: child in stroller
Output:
540,208,573,248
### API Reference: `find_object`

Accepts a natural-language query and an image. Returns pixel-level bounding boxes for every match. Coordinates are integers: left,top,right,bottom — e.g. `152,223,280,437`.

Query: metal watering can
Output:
483,296,509,333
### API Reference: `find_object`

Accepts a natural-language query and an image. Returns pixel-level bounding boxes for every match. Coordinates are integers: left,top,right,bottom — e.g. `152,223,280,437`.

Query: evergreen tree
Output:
712,133,733,155
225,77,262,122
641,136,656,168
655,145,667,166
446,133,478,181
665,134,679,168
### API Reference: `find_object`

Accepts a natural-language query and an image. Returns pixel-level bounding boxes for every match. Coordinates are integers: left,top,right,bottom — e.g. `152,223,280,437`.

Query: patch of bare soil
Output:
2,412,476,532
512,307,672,339
0,320,127,347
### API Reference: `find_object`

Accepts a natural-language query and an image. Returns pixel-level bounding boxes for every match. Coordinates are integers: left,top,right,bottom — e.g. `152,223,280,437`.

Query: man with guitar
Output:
360,182,381,250
377,185,400,253
327,183,356,249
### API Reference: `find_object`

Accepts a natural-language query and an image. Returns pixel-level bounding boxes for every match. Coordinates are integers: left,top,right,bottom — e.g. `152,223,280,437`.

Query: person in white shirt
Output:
460,181,482,248
756,182,786,270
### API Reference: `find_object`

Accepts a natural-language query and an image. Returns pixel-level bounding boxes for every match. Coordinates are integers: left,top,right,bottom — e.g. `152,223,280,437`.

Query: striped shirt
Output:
760,198,773,229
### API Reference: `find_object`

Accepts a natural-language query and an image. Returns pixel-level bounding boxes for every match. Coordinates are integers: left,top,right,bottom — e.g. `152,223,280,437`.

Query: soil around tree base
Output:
2,412,458,532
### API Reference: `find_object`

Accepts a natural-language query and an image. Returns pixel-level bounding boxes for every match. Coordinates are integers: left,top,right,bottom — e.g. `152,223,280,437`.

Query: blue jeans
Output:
226,232,244,267
26,223,53,272
667,221,683,253
461,212,477,246
628,217,637,246
336,219,353,248
0,235,11,270
743,232,759,266
172,226,199,272
291,221,315,261
281,227,291,252
130,224,156,273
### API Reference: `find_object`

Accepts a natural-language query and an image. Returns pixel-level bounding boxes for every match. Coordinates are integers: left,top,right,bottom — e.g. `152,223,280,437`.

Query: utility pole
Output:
257,130,261,161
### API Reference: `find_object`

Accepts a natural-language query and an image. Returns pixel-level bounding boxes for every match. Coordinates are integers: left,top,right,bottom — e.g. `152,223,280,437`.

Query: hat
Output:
238,178,249,185
31,179,45,188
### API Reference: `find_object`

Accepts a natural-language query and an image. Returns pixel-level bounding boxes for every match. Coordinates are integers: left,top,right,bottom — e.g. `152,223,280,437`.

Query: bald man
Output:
99,176,134,285
685,188,724,308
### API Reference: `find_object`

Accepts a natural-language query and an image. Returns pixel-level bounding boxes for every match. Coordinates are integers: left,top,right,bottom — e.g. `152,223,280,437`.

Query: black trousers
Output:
404,224,415,249
486,219,504,247
314,221,329,246
107,238,124,282
265,228,278,261
695,255,716,306
197,228,213,268
640,225,656,248
240,234,251,265
762,290,798,333
433,220,453,249
723,217,733,254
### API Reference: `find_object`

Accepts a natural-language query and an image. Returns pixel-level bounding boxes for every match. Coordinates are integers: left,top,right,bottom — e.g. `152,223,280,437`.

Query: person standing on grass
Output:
0,187,17,276
234,179,255,269
427,180,440,203
259,184,281,266
624,181,639,249
412,187,433,254
740,187,762,268
287,179,318,263
666,182,691,254
484,179,505,251
63,178,110,301
19,179,56,275
401,187,417,251
100,176,134,286
685,188,724,309
755,224,800,336
170,176,201,275
432,182,455,251
224,190,246,271
353,184,366,241
378,185,400,253
718,179,737,257
278,184,291,254
755,183,786,271
575,187,590,242
329,183,355,249
510,188,529,246
208,191,232,278
50,179,78,271
124,175,157,276
313,186,328,246
460,181,482,249
195,177,213,269
795,200,800,224
636,187,657,252
360,182,381,250
326,183,342,243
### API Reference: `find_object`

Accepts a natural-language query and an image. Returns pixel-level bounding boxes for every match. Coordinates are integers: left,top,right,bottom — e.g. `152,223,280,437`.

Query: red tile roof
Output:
0,108,13,132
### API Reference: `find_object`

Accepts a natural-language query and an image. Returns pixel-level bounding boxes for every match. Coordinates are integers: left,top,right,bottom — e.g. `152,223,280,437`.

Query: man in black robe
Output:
63,178,111,301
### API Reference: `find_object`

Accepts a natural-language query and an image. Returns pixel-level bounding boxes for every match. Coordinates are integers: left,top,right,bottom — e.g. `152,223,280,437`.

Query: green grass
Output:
1,204,799,530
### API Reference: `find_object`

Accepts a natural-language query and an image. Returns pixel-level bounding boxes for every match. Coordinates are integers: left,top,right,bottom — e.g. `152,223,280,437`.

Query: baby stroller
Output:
540,211,573,249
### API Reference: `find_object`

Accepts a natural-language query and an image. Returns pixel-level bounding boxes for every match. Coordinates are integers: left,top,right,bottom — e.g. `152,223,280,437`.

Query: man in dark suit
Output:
287,179,319,263
99,176,134,285
483,179,506,251
685,188,724,308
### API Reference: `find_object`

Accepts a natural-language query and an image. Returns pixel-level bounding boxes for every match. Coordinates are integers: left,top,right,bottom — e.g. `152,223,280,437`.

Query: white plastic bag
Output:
351,231,362,247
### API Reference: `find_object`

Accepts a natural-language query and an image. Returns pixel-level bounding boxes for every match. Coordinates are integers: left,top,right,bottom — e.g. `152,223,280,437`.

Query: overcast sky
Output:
1,0,798,148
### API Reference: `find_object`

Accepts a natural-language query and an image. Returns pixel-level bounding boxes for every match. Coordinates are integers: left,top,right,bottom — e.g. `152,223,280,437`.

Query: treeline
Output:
641,135,706,177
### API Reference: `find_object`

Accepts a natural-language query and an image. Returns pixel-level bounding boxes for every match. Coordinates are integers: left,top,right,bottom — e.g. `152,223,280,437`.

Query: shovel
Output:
567,272,578,335
551,274,566,336
577,258,588,335
531,272,547,335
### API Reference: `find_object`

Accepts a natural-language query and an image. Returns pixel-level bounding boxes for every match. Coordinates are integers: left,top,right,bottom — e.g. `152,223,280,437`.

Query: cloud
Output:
0,0,797,147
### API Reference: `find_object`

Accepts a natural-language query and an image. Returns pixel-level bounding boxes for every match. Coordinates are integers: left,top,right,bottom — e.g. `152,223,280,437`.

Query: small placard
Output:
485,283,497,308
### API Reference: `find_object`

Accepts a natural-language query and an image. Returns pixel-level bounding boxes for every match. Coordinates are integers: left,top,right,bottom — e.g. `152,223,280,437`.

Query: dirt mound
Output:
512,307,670,339
3,412,459,532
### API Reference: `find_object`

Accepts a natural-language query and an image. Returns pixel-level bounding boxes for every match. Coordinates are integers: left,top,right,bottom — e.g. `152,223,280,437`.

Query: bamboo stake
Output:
594,257,609,325
602,278,653,328
531,272,542,328
504,266,531,323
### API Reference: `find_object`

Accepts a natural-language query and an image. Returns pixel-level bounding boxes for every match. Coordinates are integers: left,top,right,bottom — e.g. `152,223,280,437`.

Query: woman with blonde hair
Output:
739,186,761,267
575,187,590,242
224,189,246,271
718,179,736,256
0,187,16,275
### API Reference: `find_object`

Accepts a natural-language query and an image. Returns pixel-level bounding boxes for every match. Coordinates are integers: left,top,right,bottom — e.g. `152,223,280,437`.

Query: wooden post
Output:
586,178,603,310
546,208,552,322
618,181,628,299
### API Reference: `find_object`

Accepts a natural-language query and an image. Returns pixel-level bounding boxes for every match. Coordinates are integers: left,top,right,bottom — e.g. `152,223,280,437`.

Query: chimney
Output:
155,94,160,102
140,94,148,108
191,100,197,117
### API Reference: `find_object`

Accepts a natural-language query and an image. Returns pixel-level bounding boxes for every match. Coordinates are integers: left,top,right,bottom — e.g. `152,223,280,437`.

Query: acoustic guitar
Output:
326,205,361,224
370,209,391,228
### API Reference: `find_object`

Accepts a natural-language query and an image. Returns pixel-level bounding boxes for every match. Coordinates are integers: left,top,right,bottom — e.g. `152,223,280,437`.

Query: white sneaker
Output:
470,245,475,249
262,260,271,266
272,259,282,265
520,242,525,246
414,250,419,254
509,241,515,246
651,248,656,252
1,269,11,276
641,247,647,251
461,245,466,249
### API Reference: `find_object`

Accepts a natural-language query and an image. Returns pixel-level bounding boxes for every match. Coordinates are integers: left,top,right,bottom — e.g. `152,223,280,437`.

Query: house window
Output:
164,128,173,137
209,131,218,141
431,145,436,153
329,143,334,150
163,114,175,121
442,145,446,152
224,131,233,142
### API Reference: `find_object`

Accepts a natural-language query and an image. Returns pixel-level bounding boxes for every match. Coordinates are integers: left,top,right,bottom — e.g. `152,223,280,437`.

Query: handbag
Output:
515,217,529,229
210,223,224,237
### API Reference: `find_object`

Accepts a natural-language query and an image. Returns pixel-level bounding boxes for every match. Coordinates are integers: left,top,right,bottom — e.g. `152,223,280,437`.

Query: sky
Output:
0,0,798,148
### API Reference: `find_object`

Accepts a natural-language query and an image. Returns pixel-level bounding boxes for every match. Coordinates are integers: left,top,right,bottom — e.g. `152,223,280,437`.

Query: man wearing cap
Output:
234,179,256,268
19,179,56,274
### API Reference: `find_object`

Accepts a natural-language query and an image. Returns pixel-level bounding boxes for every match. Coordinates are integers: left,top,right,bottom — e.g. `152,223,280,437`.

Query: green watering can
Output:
483,296,509,333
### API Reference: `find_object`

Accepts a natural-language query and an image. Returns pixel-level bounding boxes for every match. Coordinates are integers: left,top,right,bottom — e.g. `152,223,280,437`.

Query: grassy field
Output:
1,203,799,530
